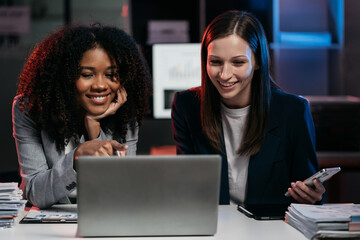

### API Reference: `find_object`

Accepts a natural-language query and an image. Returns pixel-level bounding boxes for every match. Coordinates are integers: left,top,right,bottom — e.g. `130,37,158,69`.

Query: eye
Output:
209,60,222,65
233,61,246,65
80,73,93,78
105,73,114,78
106,72,118,81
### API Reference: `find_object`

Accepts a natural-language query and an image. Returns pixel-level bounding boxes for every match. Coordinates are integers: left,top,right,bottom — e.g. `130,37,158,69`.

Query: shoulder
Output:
174,87,201,101
270,88,309,112
12,95,39,129
12,95,26,113
13,95,21,105
171,87,201,121
172,87,201,108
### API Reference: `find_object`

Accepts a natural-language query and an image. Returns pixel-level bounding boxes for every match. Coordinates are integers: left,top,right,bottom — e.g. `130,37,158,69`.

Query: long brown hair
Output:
201,10,278,156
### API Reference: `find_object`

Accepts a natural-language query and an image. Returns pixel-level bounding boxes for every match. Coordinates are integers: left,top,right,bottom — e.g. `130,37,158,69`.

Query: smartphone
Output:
284,167,341,197
237,203,288,220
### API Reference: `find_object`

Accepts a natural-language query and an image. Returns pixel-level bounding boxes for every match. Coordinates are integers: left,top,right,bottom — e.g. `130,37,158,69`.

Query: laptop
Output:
76,155,221,237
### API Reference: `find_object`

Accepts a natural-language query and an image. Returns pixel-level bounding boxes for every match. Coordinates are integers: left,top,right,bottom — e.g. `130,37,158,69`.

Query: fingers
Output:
111,139,127,149
113,141,128,157
115,150,127,157
288,182,315,204
287,187,307,203
97,142,114,156
100,87,127,117
96,141,127,156
288,179,325,204
312,179,326,200
74,140,128,158
312,178,326,193
117,87,127,107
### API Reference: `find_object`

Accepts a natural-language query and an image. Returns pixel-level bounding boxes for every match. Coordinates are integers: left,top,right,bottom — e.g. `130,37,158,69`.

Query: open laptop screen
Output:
76,155,221,237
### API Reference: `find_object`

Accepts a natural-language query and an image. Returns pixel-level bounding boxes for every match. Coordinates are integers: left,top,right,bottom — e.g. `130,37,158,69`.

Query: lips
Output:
218,80,239,87
86,93,110,104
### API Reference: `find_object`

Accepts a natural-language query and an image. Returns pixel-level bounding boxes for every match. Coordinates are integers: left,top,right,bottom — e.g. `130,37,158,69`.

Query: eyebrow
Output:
208,55,247,58
79,66,117,70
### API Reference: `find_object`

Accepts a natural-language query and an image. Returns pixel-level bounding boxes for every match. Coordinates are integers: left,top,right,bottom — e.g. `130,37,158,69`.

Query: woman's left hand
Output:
87,87,127,121
287,178,325,204
84,87,127,139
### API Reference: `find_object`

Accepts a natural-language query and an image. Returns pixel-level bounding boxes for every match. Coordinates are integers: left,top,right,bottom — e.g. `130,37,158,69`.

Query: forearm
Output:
24,152,77,208
84,116,101,140
13,99,76,208
16,135,77,208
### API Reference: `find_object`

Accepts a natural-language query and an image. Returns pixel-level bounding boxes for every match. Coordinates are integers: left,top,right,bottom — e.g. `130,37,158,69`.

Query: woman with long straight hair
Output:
171,10,325,205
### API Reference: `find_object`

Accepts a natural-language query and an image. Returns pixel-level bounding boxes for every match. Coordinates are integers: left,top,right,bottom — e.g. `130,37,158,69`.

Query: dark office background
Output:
0,0,359,203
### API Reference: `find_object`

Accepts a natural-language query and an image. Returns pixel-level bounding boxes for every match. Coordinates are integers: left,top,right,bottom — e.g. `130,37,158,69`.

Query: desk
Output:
0,206,306,240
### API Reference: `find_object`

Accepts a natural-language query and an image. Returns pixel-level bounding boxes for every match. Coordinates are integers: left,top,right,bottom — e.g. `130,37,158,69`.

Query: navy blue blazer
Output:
171,87,323,205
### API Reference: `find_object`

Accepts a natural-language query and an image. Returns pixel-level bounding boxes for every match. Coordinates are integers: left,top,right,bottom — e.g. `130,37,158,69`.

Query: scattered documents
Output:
285,203,360,239
20,204,77,223
0,182,26,228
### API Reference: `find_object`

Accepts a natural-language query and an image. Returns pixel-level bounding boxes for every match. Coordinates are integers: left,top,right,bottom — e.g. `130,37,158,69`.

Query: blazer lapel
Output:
246,106,281,203
219,136,230,204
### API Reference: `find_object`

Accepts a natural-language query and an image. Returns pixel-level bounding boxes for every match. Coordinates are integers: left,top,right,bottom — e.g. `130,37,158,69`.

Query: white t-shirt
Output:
221,103,250,204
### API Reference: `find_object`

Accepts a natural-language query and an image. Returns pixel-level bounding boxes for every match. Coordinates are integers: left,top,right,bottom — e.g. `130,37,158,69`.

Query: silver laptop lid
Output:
76,155,221,237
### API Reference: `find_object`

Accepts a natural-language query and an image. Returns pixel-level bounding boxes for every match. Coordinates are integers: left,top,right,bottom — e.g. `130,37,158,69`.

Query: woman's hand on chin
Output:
84,87,127,139
86,86,127,121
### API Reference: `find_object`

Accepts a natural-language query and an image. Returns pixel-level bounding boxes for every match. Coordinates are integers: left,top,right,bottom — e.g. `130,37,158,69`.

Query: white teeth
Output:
91,96,106,100
218,81,237,87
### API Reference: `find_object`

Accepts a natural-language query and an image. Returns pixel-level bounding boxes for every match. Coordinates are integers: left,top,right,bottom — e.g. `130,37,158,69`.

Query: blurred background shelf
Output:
271,0,344,96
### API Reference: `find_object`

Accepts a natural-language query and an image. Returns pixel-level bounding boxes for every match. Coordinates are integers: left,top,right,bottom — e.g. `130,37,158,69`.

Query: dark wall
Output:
132,0,200,45
131,0,272,46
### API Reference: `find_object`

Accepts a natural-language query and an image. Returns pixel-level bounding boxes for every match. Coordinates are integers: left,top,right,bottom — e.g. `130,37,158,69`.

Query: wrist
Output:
84,116,101,140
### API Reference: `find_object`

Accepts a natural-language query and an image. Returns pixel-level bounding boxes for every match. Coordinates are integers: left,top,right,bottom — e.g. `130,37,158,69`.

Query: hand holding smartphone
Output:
285,167,341,197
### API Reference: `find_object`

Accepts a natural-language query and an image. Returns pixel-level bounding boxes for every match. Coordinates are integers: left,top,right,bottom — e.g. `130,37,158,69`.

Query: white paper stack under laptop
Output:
0,182,26,228
76,155,221,237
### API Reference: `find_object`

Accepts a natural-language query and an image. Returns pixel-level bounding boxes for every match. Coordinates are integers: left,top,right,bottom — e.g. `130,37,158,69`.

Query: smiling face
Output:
75,47,120,116
206,34,258,109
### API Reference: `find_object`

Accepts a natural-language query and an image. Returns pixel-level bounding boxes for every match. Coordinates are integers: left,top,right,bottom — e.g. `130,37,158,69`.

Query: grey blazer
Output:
12,96,138,209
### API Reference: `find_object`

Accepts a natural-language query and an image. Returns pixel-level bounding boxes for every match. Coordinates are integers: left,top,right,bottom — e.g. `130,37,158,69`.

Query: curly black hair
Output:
17,25,151,150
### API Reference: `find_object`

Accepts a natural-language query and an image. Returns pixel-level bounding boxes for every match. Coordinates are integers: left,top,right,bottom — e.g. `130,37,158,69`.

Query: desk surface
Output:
1,205,306,240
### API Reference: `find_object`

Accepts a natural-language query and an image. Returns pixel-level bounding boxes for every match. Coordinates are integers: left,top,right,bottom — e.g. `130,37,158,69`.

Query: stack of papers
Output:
0,182,27,228
285,203,360,239
350,216,360,231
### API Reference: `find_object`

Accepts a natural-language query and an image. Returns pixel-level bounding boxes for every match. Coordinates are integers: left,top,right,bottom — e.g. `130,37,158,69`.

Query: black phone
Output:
237,203,289,220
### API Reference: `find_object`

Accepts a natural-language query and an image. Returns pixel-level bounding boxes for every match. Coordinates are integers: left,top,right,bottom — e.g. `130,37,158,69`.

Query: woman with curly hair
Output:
172,10,325,206
12,25,150,208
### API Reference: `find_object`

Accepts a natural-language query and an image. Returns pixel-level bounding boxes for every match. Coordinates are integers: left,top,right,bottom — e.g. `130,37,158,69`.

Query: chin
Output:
87,108,108,116
220,93,238,100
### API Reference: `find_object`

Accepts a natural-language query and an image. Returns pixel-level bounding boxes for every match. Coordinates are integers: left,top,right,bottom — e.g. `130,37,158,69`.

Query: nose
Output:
91,75,108,92
219,63,232,80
